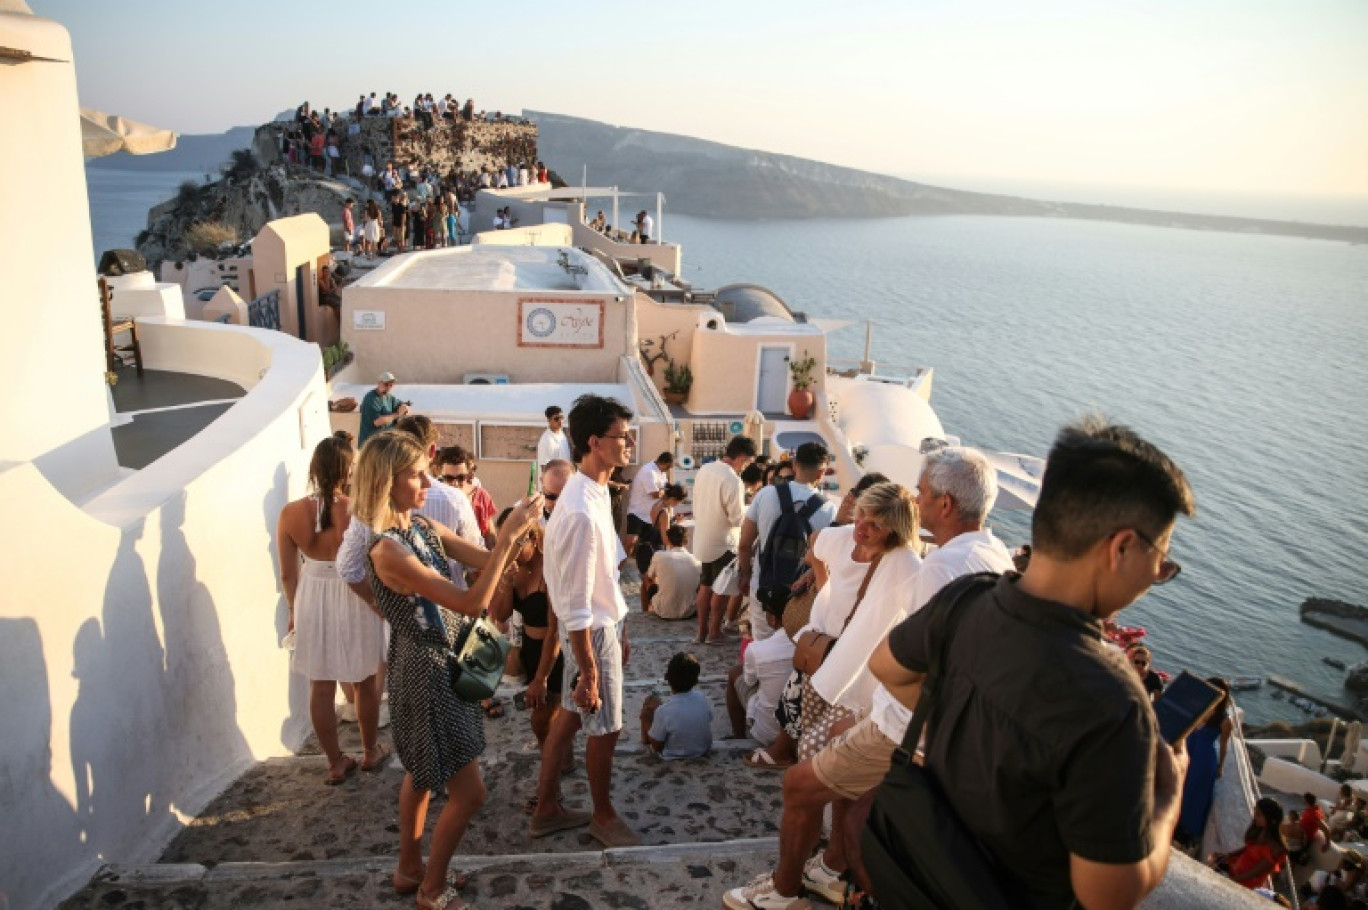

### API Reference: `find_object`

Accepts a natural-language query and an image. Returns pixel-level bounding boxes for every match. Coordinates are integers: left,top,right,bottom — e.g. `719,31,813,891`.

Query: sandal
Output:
324,754,357,785
481,698,505,719
362,743,392,773
393,867,425,896
743,747,793,771
415,886,470,910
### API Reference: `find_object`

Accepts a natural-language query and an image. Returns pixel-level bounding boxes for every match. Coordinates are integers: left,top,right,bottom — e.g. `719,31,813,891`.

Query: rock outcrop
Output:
136,115,539,267
1300,597,1368,649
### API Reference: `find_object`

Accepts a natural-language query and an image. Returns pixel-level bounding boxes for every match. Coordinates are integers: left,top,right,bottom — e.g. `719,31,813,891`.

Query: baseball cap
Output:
379,372,397,383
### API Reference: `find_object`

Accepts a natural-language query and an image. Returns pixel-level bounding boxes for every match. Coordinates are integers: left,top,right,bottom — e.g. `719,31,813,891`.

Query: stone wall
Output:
255,115,538,180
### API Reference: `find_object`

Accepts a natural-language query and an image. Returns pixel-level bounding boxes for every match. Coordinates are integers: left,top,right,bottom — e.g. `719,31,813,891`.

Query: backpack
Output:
756,483,824,610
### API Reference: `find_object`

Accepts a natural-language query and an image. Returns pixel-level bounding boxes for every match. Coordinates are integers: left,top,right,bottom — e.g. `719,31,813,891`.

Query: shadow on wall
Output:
155,492,254,805
0,619,85,910
266,461,312,745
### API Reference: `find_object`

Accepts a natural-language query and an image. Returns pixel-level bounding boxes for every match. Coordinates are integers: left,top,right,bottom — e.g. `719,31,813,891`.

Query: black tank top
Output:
512,588,550,627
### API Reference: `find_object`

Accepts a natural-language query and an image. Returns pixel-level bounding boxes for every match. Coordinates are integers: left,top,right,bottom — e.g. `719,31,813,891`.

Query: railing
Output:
247,289,281,331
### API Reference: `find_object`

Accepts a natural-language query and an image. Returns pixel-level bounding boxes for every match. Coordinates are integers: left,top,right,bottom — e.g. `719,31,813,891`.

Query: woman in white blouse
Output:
794,482,922,760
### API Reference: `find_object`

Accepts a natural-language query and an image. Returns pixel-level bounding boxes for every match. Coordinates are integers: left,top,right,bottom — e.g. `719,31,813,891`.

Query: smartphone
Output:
513,690,528,711
1153,671,1225,744
528,460,538,497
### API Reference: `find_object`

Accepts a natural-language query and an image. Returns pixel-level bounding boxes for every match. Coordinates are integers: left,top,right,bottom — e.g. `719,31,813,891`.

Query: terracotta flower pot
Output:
663,390,688,405
788,388,814,419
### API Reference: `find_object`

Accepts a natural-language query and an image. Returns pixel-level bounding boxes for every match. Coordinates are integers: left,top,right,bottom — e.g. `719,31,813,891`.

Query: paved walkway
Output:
59,575,785,909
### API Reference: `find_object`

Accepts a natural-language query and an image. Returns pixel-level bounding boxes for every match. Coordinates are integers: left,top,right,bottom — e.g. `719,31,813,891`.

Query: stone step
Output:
162,729,784,866
60,838,780,909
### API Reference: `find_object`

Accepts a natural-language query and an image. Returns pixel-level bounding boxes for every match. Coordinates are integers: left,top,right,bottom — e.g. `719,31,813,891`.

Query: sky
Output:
33,0,1368,212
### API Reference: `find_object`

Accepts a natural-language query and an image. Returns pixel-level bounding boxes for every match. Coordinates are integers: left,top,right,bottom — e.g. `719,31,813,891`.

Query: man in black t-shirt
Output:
389,192,407,252
871,417,1195,910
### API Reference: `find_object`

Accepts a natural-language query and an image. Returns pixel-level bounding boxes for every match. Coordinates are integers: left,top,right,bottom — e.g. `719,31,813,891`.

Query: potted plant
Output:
787,352,818,418
663,359,692,405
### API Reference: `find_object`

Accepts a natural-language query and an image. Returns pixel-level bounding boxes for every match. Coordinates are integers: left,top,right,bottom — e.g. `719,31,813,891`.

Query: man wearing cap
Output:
358,372,408,447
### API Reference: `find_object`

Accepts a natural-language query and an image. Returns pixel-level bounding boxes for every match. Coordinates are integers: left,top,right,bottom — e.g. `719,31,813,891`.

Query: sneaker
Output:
337,702,358,723
802,855,846,904
377,703,391,729
722,874,811,910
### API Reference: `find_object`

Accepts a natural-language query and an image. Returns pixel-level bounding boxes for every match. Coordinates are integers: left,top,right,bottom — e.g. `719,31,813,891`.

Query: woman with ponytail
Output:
277,431,387,784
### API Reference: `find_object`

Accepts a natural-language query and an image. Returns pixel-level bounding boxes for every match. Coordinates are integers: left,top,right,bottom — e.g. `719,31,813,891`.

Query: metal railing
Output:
247,289,281,331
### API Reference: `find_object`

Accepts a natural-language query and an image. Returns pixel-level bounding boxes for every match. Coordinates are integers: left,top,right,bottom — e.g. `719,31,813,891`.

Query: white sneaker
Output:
802,855,846,905
337,702,358,723
377,702,391,729
722,874,811,910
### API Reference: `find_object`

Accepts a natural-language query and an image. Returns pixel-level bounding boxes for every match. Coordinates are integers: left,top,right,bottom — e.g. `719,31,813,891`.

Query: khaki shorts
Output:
810,716,898,800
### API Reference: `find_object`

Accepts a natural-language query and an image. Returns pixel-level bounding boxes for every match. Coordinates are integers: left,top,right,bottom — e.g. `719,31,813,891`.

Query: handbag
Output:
781,585,818,640
860,572,1021,909
448,612,512,703
391,517,513,705
792,554,881,675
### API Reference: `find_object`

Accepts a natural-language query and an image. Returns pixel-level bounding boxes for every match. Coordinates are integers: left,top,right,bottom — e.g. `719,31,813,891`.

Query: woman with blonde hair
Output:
789,481,923,761
278,432,387,784
355,432,542,910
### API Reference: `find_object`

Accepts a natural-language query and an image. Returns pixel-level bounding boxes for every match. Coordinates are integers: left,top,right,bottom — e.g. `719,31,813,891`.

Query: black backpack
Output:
756,483,824,611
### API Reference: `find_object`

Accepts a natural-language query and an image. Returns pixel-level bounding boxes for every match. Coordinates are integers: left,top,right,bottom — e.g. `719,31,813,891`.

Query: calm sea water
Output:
87,168,1368,724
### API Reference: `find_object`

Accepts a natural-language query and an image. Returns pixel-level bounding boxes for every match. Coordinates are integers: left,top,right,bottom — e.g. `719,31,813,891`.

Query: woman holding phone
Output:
355,432,542,909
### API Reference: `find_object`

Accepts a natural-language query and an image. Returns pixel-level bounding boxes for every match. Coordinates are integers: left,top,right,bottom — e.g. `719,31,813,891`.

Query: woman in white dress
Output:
278,431,387,784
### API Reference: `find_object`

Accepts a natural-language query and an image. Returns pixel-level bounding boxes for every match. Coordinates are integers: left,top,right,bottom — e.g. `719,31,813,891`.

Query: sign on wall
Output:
353,310,386,331
518,298,604,348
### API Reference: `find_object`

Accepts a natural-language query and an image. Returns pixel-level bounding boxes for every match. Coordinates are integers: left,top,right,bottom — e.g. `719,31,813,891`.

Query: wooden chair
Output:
99,277,143,377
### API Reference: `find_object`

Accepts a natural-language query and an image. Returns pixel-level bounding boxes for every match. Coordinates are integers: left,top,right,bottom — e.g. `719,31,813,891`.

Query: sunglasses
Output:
542,492,559,501
440,473,470,485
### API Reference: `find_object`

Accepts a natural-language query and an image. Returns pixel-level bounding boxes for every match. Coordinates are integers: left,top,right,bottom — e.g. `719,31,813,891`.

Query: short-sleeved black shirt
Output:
888,574,1156,910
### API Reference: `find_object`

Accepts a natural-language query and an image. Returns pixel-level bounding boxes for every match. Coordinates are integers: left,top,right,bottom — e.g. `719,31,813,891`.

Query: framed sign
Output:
518,298,604,348
353,310,386,331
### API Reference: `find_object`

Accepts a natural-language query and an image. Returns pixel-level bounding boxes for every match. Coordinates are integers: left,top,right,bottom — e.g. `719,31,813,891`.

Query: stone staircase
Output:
58,587,787,909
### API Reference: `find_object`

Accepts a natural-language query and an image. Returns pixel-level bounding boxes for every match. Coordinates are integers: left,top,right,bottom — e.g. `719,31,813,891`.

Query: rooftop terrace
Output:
359,246,629,294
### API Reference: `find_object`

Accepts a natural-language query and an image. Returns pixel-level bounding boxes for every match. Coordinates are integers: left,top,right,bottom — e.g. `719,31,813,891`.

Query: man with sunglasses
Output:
868,418,1194,910
436,446,497,548
536,406,573,475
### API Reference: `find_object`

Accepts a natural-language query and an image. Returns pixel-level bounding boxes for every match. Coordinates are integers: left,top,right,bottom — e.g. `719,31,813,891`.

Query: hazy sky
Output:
33,0,1368,203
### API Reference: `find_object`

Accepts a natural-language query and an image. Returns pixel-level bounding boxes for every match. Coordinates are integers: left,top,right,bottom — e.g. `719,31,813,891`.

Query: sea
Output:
86,166,1368,726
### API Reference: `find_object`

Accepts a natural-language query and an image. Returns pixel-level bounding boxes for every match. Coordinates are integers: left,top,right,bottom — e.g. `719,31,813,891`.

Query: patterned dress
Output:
368,517,484,792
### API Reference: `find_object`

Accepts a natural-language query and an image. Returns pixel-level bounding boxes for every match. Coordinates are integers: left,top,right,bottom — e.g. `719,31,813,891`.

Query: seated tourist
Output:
1210,797,1290,891
726,600,794,752
643,526,701,619
642,652,713,760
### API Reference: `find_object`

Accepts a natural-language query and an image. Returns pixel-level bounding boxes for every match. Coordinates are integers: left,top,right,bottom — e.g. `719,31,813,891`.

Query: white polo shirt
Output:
868,529,1015,744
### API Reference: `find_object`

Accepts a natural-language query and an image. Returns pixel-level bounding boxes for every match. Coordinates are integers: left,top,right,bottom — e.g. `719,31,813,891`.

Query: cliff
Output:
531,111,1368,242
135,116,538,264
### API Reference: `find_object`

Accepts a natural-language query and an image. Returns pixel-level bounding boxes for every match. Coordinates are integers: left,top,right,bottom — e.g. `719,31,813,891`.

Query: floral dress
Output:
368,517,483,791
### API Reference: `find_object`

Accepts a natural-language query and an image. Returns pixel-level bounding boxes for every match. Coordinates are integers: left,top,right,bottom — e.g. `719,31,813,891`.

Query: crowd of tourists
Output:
282,369,1285,909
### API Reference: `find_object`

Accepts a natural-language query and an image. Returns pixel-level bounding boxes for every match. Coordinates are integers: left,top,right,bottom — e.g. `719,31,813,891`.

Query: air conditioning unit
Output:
463,373,510,385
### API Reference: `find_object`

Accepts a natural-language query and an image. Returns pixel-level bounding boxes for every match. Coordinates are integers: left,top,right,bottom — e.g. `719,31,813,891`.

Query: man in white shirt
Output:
690,435,757,643
643,526,701,620
737,442,837,641
623,451,673,555
724,447,1010,910
531,394,641,848
536,405,573,471
725,604,793,748
637,210,653,243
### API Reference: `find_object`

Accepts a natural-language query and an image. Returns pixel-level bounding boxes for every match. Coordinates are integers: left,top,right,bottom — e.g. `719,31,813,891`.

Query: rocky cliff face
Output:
136,115,539,266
